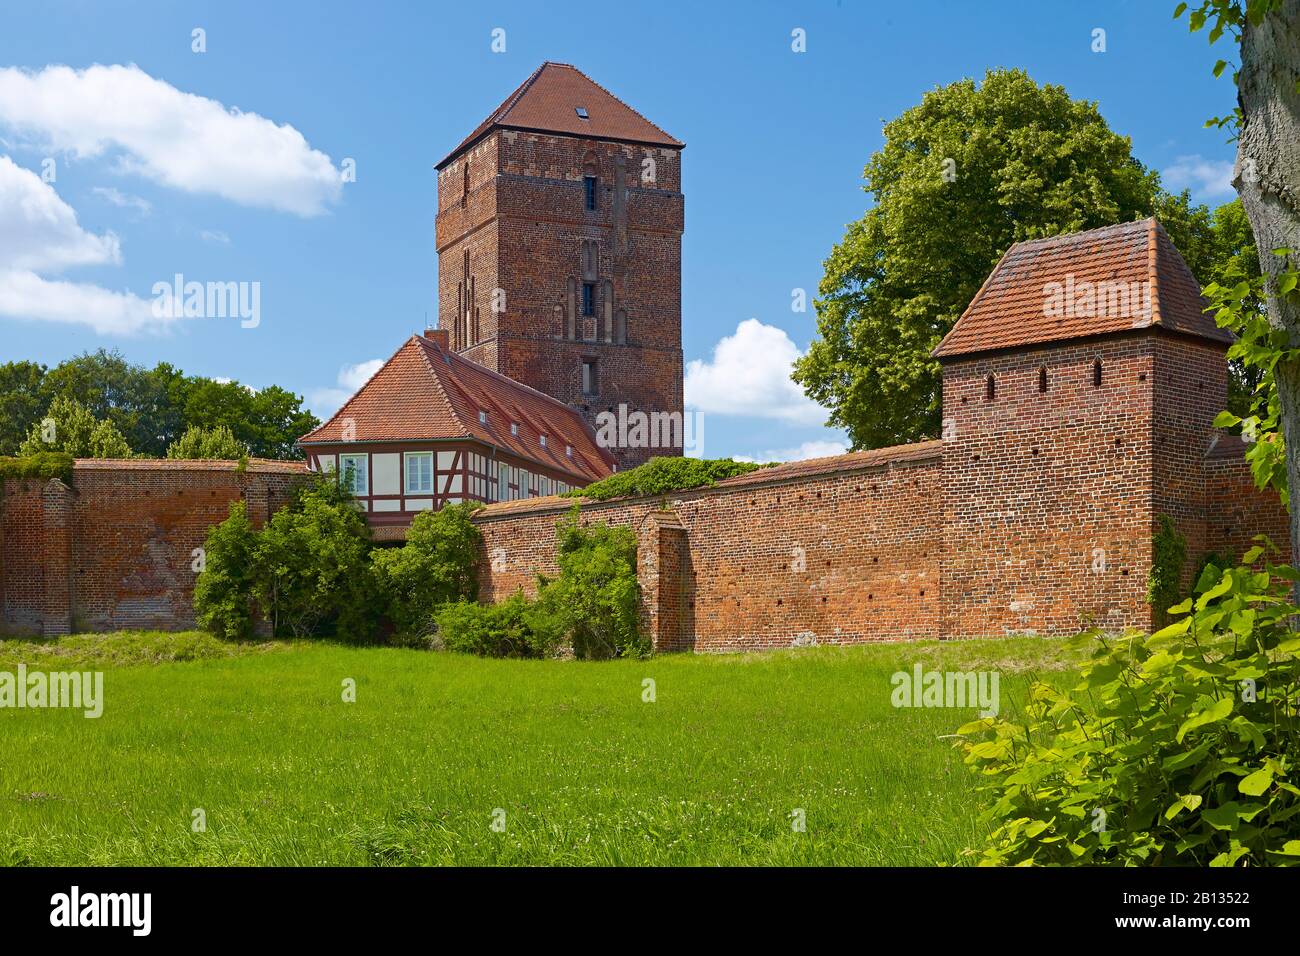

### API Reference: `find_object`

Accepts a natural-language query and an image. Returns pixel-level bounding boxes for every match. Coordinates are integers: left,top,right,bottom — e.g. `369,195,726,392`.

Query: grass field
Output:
0,632,1083,866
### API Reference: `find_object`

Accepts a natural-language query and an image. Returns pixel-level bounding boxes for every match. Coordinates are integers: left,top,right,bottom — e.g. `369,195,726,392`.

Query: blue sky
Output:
0,0,1237,461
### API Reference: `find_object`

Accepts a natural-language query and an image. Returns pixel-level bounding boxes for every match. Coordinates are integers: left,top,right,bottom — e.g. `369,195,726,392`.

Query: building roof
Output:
299,333,616,484
436,61,683,169
932,218,1233,360
715,441,942,489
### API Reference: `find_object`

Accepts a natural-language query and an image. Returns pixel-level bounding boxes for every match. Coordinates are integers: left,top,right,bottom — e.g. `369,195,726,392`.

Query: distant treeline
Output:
0,349,319,460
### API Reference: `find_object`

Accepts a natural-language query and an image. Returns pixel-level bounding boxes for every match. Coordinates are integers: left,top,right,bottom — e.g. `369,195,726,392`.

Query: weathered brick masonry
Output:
0,459,302,636
476,444,945,651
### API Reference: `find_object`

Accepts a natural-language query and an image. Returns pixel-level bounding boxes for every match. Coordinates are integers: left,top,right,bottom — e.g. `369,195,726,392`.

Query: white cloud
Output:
0,154,165,334
309,358,384,416
1162,154,1235,199
91,185,151,217
0,64,343,216
199,229,230,244
685,319,827,426
732,439,849,464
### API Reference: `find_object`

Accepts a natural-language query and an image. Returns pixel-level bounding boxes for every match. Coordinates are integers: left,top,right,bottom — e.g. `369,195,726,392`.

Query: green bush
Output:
17,395,133,459
0,452,74,483
434,594,561,658
194,477,375,641
534,507,646,659
372,503,482,644
564,456,765,501
193,501,260,640
959,539,1300,866
166,424,248,460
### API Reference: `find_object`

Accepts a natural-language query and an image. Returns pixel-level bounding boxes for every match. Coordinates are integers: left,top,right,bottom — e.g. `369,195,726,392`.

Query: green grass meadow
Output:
0,633,1081,866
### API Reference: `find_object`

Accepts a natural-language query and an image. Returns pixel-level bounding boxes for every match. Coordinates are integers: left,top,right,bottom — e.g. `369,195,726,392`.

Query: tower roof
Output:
436,61,683,169
299,334,616,484
932,218,1233,360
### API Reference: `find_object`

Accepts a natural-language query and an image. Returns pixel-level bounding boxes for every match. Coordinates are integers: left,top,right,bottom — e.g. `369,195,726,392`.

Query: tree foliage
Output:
372,503,483,642
17,395,133,459
793,68,1252,449
166,424,248,460
0,349,319,458
961,544,1300,866
194,478,375,641
533,507,646,659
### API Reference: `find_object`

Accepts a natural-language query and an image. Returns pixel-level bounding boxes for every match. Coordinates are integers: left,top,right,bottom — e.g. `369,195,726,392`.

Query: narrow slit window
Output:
584,175,597,211
581,282,595,317
985,374,996,402
1093,359,1103,388
1038,366,1048,393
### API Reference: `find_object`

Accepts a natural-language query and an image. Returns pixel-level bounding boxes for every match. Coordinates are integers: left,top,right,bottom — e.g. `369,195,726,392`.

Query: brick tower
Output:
932,219,1234,638
434,62,685,470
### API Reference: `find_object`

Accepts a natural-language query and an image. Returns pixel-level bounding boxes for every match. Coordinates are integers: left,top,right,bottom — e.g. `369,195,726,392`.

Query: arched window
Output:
1093,359,1103,388
985,373,996,402
1038,366,1048,393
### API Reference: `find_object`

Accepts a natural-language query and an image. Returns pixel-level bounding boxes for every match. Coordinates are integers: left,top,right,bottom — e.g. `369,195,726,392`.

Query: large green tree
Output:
794,68,1240,449
0,360,47,456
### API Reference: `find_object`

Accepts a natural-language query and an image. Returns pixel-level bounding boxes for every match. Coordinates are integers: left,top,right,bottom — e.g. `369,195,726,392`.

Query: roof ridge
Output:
1146,217,1164,328
1014,217,1155,250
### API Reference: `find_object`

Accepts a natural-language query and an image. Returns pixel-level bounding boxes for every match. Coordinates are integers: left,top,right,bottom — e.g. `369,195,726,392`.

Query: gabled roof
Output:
299,334,616,484
436,61,683,169
932,218,1233,360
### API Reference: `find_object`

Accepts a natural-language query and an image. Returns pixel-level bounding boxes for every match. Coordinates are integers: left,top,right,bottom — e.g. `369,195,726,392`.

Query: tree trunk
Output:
1236,1,1300,577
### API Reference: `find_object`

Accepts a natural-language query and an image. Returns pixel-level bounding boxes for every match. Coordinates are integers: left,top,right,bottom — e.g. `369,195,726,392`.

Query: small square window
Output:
510,422,519,436
540,434,548,448
479,410,488,424
575,106,589,119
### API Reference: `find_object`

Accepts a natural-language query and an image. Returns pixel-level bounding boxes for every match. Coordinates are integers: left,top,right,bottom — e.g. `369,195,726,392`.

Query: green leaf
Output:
1238,766,1274,796
1177,696,1234,742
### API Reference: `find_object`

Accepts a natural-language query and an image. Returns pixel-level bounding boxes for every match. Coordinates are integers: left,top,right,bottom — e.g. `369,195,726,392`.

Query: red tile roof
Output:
933,218,1233,359
299,334,616,484
714,441,942,489
437,62,682,169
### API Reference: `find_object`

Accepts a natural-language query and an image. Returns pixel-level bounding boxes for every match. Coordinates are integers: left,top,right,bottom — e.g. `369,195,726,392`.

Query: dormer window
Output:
510,422,519,436
540,434,548,448
575,106,589,119
565,445,573,458
479,410,488,425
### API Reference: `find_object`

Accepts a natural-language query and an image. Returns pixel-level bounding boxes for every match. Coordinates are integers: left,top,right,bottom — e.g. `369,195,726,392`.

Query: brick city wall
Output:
0,459,302,637
474,443,945,652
